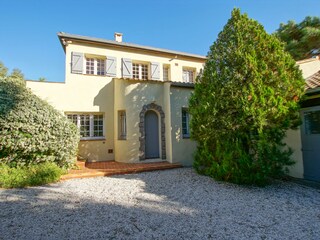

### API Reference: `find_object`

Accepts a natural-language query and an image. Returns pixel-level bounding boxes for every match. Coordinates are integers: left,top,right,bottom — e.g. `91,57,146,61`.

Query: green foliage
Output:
189,9,305,186
0,62,80,168
0,61,8,78
275,16,320,60
0,162,65,188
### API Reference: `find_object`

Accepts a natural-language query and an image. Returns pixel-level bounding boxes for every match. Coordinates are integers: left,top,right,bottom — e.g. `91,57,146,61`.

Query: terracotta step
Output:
76,161,86,170
61,161,182,181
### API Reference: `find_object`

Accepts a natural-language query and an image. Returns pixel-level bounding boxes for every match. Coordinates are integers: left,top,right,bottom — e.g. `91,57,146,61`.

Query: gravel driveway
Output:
1,168,320,240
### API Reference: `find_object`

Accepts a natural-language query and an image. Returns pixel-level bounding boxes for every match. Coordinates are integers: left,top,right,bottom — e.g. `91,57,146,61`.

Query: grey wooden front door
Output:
301,106,320,182
145,110,160,159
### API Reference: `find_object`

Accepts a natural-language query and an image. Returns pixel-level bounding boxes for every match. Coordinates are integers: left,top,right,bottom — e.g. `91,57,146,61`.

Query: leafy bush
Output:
0,62,80,168
189,9,305,186
0,162,65,188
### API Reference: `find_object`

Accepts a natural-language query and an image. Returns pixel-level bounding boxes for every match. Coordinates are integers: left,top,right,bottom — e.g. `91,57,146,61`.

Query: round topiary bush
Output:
0,63,80,168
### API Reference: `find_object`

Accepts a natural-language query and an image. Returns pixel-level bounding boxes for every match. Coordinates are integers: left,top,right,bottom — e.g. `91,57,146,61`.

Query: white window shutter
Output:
151,62,160,80
122,58,132,78
106,56,117,77
71,52,83,74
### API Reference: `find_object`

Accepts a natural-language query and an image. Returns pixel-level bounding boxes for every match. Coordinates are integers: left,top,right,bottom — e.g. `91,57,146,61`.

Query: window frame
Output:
182,108,190,138
118,110,127,140
182,68,195,83
163,65,170,81
132,62,149,80
85,56,106,76
66,113,105,140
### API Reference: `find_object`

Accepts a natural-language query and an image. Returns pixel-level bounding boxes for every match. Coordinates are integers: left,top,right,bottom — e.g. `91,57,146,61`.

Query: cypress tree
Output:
189,9,305,186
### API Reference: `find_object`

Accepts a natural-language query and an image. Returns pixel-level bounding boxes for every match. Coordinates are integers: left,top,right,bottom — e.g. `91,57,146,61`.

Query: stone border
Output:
139,103,166,160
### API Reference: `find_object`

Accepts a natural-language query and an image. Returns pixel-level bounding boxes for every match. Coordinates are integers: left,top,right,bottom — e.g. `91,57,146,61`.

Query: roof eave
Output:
57,32,207,60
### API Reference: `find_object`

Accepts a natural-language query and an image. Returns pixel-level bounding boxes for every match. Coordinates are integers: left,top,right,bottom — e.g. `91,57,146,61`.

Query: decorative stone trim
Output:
139,103,166,160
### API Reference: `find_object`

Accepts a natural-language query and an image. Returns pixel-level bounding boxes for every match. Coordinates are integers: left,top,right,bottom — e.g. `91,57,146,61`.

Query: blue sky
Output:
1,0,319,82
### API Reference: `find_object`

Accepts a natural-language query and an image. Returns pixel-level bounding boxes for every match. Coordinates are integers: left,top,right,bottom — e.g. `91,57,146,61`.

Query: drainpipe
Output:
164,81,173,163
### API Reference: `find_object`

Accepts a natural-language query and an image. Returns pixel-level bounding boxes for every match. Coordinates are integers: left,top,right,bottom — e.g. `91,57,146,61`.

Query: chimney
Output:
114,32,123,42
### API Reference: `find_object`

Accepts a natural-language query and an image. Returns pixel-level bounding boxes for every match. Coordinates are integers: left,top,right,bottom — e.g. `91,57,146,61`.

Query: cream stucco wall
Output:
285,58,320,178
26,77,115,162
65,42,204,83
170,87,197,166
26,38,205,164
284,129,304,178
298,58,320,78
114,79,166,162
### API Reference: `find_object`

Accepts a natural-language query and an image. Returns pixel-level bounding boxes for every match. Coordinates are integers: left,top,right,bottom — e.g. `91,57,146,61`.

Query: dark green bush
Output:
189,9,305,186
0,62,80,168
0,162,65,188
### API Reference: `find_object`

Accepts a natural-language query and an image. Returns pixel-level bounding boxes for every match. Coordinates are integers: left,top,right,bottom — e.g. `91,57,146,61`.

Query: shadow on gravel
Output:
0,168,320,240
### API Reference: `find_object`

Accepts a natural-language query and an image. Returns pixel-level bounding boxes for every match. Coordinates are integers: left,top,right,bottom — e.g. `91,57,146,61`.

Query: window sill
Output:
82,74,106,77
182,135,190,139
80,137,106,141
118,138,127,141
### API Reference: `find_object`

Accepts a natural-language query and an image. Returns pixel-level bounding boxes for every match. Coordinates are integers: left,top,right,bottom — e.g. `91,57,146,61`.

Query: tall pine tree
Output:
275,16,320,60
189,9,305,186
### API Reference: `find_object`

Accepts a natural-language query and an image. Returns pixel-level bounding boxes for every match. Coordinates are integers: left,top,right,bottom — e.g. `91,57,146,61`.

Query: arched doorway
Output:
139,103,166,160
145,110,160,159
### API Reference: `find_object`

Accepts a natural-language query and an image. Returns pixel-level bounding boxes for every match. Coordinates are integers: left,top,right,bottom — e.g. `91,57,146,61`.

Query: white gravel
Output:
0,168,320,240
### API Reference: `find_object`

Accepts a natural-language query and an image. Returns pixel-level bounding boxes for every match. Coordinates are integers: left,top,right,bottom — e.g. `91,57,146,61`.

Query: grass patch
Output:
0,162,65,188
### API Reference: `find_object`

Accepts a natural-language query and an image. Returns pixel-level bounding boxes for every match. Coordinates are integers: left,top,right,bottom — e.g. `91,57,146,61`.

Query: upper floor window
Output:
133,63,148,80
86,58,95,75
71,52,117,76
86,57,105,75
182,68,195,83
163,65,170,81
97,59,105,75
67,113,104,140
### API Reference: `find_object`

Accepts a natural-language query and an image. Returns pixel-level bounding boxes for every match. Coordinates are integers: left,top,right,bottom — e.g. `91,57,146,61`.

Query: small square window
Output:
182,69,195,83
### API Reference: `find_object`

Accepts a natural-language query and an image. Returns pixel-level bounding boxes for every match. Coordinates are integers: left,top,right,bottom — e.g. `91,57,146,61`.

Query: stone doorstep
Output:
60,161,182,181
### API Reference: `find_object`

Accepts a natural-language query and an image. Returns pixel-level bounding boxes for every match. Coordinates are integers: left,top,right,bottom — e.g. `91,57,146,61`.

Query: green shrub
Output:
189,9,305,186
0,62,80,168
0,163,65,188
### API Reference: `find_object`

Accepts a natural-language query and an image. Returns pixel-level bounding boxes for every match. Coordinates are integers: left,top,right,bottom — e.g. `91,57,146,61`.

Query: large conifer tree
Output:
189,9,305,185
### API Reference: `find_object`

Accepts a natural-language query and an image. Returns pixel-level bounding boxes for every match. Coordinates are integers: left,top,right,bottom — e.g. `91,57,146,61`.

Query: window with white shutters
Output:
86,57,105,75
132,63,148,80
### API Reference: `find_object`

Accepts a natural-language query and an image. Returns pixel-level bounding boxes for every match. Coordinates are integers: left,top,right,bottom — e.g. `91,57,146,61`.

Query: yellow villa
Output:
26,32,320,181
27,32,206,166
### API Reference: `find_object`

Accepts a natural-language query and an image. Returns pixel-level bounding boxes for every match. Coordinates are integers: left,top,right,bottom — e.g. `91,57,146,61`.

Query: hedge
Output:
0,66,80,168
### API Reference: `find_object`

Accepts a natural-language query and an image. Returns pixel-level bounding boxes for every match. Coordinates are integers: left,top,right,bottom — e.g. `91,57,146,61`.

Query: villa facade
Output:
26,32,320,181
27,32,206,166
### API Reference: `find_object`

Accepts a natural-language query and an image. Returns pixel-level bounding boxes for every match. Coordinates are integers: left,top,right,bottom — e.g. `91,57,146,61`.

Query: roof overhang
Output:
57,32,207,61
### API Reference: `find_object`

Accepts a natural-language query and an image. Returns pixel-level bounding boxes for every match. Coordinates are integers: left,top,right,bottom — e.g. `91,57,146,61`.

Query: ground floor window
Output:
66,113,104,140
118,110,127,140
182,108,190,138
